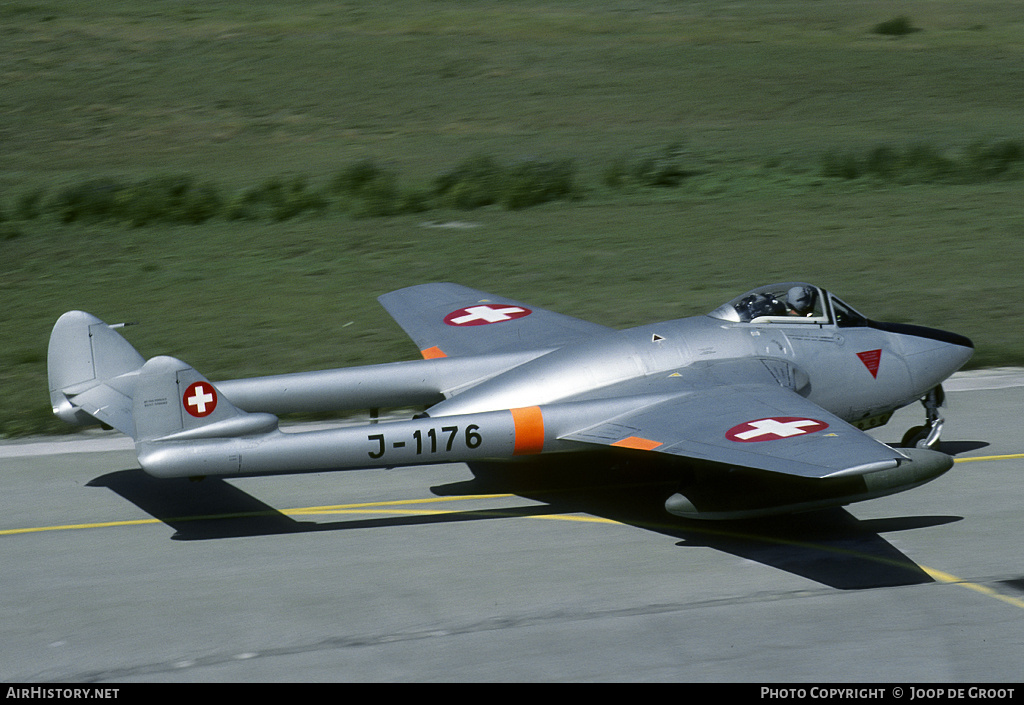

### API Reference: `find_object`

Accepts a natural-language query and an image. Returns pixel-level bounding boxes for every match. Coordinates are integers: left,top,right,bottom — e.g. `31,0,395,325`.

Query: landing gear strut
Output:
901,386,945,449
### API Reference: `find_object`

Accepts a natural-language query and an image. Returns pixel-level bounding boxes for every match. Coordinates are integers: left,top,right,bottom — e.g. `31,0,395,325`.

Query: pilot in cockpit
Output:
786,285,817,317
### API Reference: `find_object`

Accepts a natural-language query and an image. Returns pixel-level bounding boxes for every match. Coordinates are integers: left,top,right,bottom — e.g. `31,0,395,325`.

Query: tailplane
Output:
48,311,277,442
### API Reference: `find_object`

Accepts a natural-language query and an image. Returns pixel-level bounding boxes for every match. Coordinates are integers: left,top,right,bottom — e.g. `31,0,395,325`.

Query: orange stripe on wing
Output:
510,406,545,455
611,436,663,451
420,346,447,360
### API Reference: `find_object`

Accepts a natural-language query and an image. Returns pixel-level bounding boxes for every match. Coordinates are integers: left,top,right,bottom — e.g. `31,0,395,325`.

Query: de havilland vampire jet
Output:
47,282,973,519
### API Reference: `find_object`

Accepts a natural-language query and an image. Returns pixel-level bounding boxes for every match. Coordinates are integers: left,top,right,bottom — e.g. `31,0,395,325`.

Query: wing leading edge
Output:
562,382,908,479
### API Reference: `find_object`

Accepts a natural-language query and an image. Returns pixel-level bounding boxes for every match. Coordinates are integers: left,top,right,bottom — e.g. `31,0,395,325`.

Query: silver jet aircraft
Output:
47,282,973,519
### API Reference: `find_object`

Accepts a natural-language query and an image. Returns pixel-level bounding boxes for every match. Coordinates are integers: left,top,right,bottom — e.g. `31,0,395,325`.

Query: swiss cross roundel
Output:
183,381,218,418
726,417,828,442
444,304,532,327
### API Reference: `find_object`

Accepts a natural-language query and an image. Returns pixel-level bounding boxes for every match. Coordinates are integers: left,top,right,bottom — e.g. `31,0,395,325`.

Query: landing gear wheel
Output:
901,386,945,449
901,426,931,449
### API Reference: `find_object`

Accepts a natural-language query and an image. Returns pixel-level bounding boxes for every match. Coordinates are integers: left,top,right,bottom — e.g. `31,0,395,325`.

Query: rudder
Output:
48,311,145,433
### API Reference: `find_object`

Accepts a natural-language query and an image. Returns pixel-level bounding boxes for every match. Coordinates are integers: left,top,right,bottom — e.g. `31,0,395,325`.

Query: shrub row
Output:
2,140,1021,227
434,155,578,210
820,140,1024,184
0,156,582,226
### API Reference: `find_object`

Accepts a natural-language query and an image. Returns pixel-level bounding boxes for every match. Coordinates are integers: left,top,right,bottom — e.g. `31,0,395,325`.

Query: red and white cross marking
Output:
183,381,218,418
726,417,829,442
444,304,532,326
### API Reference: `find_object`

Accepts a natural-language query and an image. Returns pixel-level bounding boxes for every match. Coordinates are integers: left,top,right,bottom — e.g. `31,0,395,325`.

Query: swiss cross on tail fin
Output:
857,349,882,378
133,356,277,442
183,381,218,417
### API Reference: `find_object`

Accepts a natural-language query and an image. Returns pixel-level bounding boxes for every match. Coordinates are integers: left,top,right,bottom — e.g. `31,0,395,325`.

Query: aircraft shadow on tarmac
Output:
443,454,963,591
89,437,984,590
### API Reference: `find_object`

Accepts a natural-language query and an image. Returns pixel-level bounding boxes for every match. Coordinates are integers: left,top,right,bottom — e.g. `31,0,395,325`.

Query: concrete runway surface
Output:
1,370,1022,682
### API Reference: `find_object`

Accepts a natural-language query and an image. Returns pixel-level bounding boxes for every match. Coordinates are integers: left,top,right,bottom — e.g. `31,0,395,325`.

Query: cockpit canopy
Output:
709,282,869,327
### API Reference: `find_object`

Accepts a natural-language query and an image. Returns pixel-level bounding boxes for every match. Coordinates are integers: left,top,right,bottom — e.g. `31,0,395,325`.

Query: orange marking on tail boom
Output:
511,406,545,455
420,346,447,360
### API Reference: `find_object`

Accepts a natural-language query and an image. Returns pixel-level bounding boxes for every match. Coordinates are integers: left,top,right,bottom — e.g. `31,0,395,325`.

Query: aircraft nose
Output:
890,324,973,390
869,320,973,391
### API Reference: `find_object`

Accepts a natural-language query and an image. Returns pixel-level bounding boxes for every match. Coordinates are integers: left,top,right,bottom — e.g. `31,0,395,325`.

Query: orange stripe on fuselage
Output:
511,406,545,455
420,346,447,359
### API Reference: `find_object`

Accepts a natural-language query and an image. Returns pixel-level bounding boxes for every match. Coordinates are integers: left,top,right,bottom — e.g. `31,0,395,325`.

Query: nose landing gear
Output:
901,386,945,449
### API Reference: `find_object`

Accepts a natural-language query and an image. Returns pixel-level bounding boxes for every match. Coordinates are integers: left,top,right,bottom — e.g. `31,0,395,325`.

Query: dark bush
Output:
864,146,899,179
820,150,861,180
329,160,391,197
965,139,1024,180
114,176,225,226
14,188,46,220
601,156,631,188
500,159,576,210
347,173,401,218
227,175,326,221
898,143,958,183
873,16,918,37
329,161,406,217
51,178,125,223
434,155,504,209
432,155,577,210
178,182,225,223
269,176,327,221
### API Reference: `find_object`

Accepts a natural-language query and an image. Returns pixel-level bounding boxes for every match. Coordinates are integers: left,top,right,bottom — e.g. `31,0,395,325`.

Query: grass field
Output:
2,0,1023,436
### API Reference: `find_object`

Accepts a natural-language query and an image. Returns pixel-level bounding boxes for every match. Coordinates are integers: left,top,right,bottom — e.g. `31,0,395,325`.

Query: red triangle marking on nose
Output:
857,349,882,378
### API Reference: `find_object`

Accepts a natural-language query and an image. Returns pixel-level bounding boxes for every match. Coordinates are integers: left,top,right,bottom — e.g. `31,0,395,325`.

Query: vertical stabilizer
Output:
47,311,145,432
133,355,278,442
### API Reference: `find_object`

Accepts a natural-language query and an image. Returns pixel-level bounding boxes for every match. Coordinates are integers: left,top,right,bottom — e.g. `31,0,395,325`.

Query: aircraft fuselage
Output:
218,313,972,434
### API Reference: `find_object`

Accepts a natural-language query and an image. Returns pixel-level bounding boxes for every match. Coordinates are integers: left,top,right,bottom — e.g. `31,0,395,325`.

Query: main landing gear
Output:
901,386,945,449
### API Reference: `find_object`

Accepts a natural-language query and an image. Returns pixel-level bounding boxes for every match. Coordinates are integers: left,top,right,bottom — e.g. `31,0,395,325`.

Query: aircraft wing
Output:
378,283,612,359
562,382,908,479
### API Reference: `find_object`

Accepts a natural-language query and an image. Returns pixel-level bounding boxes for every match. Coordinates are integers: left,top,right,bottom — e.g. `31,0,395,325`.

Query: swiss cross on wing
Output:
183,381,218,418
726,417,829,443
444,304,532,326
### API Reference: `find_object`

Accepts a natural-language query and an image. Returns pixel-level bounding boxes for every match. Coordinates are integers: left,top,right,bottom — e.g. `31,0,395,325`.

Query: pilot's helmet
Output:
787,286,816,315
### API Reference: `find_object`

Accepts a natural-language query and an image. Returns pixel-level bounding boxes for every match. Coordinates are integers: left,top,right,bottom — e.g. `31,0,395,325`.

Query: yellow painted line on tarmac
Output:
921,567,1024,610
0,494,514,537
0,518,161,536
287,494,515,515
954,453,1024,464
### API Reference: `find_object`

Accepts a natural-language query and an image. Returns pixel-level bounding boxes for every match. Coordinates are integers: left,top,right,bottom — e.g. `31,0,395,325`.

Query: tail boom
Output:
136,408,556,479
